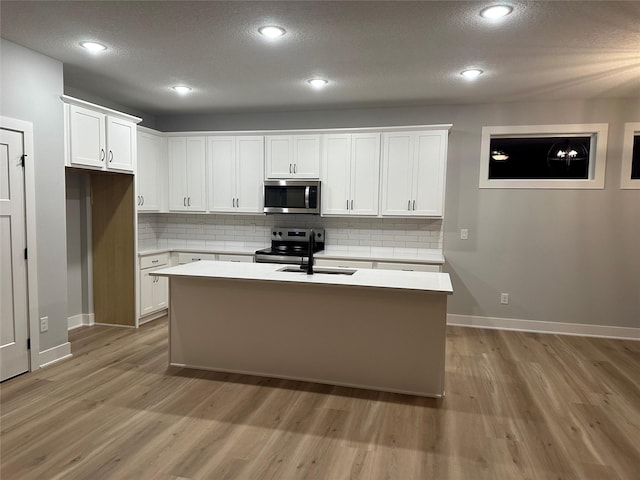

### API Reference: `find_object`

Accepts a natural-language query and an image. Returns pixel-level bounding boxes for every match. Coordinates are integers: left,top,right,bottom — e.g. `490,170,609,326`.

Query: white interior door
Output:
0,128,29,381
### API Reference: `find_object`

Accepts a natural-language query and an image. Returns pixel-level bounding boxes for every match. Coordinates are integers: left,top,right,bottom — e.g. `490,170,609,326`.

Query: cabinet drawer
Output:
177,252,217,264
376,262,441,272
217,254,254,263
140,252,170,270
315,258,374,269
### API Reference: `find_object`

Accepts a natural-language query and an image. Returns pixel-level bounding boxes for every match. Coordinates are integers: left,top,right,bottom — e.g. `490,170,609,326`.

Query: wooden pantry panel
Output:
91,172,135,326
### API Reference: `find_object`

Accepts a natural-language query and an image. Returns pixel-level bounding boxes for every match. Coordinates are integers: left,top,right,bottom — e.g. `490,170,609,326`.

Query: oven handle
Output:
305,186,310,209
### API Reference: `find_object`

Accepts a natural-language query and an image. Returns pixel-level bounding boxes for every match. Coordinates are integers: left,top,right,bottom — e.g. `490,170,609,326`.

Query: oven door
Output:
264,180,320,214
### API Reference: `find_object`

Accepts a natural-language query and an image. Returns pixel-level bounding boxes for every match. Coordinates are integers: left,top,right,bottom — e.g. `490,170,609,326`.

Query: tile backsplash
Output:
138,213,443,252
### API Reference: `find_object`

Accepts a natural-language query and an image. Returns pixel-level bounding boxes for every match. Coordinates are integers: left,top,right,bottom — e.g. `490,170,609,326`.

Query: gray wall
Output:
158,98,640,329
65,172,91,318
1,39,69,350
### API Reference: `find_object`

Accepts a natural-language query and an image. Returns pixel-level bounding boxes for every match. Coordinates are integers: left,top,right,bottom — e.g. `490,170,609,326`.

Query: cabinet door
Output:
322,134,351,215
140,270,155,316
168,137,188,210
236,136,264,213
208,136,236,212
380,133,414,216
412,132,446,217
137,132,161,211
266,136,293,178
350,133,380,216
106,116,135,172
185,137,206,211
293,135,321,178
153,275,169,310
69,105,106,169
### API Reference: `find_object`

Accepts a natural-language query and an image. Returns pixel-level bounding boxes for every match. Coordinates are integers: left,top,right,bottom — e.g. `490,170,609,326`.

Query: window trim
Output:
479,124,608,189
620,122,640,190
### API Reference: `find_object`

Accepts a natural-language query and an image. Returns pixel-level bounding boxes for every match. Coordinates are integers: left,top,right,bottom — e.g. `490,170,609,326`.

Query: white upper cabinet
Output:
168,136,206,211
265,135,321,178
136,130,166,211
64,97,140,173
208,136,264,214
381,130,447,217
322,133,380,216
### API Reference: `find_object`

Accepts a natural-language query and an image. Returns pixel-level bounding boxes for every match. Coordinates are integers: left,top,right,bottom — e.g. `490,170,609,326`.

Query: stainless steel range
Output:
255,228,325,265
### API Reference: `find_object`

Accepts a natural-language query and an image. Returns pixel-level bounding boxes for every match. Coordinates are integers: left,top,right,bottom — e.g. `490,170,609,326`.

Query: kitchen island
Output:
153,261,453,397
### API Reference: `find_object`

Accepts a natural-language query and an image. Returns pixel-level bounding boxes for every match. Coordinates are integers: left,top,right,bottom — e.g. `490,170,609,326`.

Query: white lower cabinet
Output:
139,253,170,322
375,262,441,272
315,259,374,269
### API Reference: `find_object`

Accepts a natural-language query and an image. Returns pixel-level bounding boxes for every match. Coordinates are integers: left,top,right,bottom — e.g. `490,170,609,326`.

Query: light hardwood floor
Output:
1,318,638,479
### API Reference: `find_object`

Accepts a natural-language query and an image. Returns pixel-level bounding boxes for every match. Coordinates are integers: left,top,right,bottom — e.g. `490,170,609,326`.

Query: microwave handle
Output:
305,186,310,209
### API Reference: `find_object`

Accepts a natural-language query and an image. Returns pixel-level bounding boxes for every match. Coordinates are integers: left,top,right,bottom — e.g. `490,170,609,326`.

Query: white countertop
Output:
139,246,444,265
152,260,453,294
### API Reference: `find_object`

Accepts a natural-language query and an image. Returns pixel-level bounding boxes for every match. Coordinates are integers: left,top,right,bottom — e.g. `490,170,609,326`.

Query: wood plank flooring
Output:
1,318,638,479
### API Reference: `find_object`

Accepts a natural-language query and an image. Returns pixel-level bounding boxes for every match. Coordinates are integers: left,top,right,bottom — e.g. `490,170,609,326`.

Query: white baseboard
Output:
447,314,639,341
68,313,95,330
39,342,72,368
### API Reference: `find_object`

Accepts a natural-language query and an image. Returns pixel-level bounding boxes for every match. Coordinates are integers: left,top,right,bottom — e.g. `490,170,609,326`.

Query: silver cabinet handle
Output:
408,200,411,211
236,198,239,208
137,195,140,206
346,199,349,210
294,164,297,174
100,148,105,162
141,195,144,206
188,197,191,207
413,200,416,210
289,163,292,174
351,199,354,210
108,150,113,163
183,197,187,207
232,198,235,207
152,260,159,264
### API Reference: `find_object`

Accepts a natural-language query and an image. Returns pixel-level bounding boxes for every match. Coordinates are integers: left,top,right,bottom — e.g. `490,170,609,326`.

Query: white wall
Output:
157,97,640,329
0,39,68,351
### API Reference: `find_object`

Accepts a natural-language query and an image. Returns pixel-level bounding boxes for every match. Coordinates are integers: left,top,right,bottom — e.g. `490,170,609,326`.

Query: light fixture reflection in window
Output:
491,150,509,161
547,140,588,167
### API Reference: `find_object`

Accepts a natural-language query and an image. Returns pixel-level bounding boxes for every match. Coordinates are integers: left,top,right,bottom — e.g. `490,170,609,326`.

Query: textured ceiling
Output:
1,1,639,116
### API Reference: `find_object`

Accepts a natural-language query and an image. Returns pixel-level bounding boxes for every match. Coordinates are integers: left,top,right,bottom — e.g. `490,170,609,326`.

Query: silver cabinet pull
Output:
188,197,191,207
100,148,105,162
413,200,416,210
137,195,140,206
294,164,297,174
346,199,349,210
408,200,411,211
351,199,354,210
141,195,144,206
236,198,239,208
183,197,187,207
289,163,292,174
108,150,113,163
152,259,159,263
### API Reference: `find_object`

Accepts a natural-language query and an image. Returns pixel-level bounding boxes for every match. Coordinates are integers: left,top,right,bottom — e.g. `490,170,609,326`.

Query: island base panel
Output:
169,277,447,397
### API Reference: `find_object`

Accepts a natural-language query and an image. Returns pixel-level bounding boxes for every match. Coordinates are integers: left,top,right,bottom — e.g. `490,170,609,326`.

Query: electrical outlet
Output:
460,228,469,240
500,293,509,305
40,316,49,332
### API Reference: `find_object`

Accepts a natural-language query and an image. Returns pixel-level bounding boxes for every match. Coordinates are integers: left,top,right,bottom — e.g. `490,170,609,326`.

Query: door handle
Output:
141,196,144,206
408,200,411,211
293,164,297,174
108,150,113,163
413,200,416,210
236,198,239,208
289,163,292,174
305,186,310,208
183,197,187,207
351,199,354,210
188,197,191,207
346,199,349,210
100,148,105,162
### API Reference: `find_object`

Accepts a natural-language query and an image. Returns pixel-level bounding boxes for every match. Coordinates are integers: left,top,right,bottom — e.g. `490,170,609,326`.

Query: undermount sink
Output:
278,266,357,276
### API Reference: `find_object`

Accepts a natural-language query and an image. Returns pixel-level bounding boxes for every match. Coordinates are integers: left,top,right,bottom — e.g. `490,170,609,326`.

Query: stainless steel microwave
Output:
263,180,321,214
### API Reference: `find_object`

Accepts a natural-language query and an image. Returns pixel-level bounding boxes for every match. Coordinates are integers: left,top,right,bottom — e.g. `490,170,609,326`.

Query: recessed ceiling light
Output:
460,69,484,80
258,26,286,38
172,85,192,94
480,5,513,19
307,78,329,89
80,41,107,53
